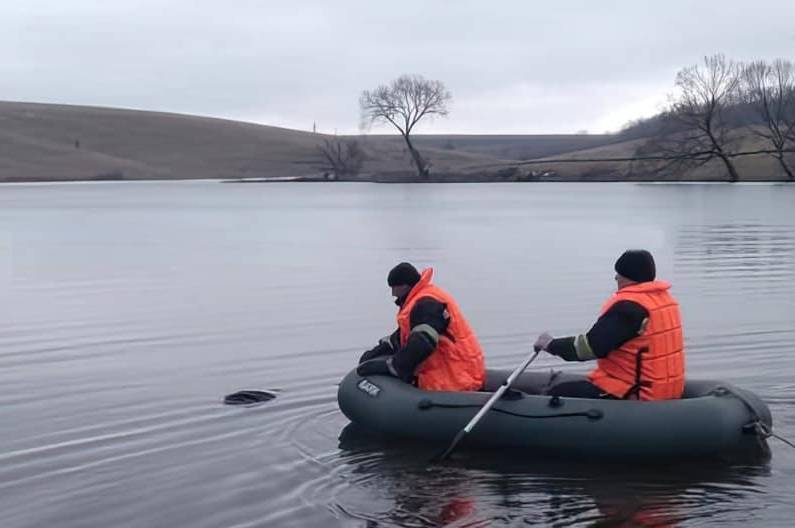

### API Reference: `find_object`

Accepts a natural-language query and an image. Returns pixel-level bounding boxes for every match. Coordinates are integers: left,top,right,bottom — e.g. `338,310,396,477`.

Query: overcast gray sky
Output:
3,0,794,134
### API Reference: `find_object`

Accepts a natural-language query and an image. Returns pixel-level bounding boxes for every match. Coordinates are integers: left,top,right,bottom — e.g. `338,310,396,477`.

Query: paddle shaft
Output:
436,348,541,461
462,349,540,434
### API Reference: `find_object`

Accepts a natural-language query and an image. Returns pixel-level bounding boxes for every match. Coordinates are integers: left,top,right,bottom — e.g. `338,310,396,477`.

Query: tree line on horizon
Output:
623,54,795,181
321,54,794,181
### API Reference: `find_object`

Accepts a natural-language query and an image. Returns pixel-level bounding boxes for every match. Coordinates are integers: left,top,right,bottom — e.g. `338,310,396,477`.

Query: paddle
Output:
433,347,541,462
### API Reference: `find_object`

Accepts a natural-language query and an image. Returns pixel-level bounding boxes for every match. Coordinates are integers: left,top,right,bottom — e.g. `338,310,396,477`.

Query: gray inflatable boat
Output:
337,368,773,459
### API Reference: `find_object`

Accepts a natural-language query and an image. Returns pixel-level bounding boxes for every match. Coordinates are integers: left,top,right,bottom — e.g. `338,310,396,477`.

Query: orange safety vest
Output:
588,280,685,400
397,268,485,392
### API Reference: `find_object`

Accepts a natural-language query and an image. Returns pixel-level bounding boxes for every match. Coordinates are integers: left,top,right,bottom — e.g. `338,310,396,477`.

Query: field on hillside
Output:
520,130,792,182
364,134,621,160
1,102,791,182
0,102,510,182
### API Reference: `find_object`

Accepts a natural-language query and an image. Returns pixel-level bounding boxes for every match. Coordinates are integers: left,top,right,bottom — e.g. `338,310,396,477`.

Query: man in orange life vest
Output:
356,262,486,392
533,250,685,400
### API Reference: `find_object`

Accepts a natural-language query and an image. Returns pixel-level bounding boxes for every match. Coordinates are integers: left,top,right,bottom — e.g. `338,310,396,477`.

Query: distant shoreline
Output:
2,174,793,185
2,101,793,184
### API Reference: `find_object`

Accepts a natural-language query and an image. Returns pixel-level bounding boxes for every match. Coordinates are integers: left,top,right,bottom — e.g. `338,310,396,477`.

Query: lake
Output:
0,181,793,527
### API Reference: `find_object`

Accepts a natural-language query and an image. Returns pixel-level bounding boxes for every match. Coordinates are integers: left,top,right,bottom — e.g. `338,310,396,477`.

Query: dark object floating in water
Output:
224,390,277,405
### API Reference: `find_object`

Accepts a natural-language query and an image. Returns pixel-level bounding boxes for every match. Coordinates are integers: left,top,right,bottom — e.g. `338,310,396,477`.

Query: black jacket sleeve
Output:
358,329,400,364
389,297,450,381
547,301,649,361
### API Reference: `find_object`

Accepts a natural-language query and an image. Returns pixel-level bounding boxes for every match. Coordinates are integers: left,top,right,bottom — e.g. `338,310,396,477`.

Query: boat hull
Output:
337,368,772,459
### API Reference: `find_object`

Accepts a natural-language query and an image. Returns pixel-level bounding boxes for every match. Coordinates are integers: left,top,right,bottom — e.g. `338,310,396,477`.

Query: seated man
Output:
533,250,685,400
357,262,485,392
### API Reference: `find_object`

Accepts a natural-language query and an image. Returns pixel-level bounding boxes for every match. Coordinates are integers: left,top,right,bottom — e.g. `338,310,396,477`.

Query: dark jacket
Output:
547,301,649,361
357,296,449,382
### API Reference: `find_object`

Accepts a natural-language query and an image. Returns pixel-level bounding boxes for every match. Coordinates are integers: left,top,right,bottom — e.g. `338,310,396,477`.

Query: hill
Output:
1,101,790,182
0,102,515,182
394,134,622,160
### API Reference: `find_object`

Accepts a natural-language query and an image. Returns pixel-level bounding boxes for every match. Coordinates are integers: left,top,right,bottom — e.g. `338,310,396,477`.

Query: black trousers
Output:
546,380,616,399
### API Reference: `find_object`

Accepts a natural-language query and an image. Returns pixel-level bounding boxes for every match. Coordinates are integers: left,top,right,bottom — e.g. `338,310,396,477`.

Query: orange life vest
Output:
588,280,685,400
397,269,485,392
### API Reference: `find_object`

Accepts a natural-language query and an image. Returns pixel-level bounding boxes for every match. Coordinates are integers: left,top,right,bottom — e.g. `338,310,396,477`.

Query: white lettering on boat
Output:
357,379,381,397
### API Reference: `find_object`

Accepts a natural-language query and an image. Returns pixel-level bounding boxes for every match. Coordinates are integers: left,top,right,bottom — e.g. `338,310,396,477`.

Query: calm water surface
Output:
0,182,794,527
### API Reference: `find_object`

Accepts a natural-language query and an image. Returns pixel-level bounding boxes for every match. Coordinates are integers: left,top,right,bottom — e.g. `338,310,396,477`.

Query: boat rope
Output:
417,399,603,421
712,385,795,450
753,421,795,450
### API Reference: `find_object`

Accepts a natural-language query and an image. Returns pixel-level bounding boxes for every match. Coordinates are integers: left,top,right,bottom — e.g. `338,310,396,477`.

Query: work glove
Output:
358,337,394,364
534,331,554,352
356,357,394,378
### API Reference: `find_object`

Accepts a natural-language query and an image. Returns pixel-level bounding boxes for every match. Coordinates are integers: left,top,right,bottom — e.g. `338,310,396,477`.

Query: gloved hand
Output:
358,340,393,364
534,331,554,352
356,357,394,377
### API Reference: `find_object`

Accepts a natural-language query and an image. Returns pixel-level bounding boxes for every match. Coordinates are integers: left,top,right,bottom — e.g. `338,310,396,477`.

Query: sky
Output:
2,0,794,135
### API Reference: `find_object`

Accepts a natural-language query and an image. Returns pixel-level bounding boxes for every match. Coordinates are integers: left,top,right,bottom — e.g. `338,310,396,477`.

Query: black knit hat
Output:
614,250,656,283
387,262,421,287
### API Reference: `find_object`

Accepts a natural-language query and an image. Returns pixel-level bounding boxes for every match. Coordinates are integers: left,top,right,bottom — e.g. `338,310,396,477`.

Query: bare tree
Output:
317,138,365,178
360,74,451,178
741,59,795,180
639,54,742,181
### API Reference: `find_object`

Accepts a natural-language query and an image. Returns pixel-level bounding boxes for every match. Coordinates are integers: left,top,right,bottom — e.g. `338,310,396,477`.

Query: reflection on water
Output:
0,182,794,528
336,424,771,527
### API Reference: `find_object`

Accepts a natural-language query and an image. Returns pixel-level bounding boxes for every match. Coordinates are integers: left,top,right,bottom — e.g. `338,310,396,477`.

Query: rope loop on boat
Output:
715,385,795,450
416,399,603,421
753,421,795,450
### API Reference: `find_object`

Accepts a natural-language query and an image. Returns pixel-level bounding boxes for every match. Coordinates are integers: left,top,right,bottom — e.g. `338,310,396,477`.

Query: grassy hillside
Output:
1,101,790,182
519,130,792,182
0,102,630,182
0,102,513,182
0,102,332,181
375,134,623,160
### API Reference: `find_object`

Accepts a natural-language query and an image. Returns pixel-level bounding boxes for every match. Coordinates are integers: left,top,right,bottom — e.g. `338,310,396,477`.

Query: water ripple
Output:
1,182,794,527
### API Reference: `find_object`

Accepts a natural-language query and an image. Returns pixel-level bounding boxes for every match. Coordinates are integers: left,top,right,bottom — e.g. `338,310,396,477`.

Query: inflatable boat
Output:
337,368,773,459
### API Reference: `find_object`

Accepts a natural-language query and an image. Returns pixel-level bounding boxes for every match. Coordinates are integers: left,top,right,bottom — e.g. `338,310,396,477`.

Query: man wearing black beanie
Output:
386,262,421,295
356,262,485,392
533,250,685,401
614,249,656,283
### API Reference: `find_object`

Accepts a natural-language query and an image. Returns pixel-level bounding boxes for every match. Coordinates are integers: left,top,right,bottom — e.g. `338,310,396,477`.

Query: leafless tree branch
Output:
740,59,795,180
360,74,451,178
317,138,365,177
640,54,743,181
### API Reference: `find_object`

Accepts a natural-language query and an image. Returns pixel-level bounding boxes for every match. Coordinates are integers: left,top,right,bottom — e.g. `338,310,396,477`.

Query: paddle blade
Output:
431,428,468,463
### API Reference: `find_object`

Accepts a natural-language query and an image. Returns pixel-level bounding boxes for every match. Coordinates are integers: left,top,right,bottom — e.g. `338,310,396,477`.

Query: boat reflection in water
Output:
336,423,771,527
